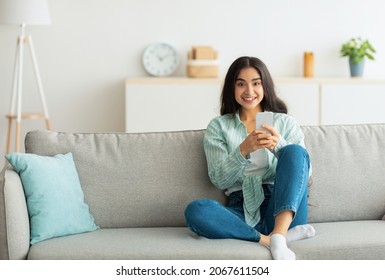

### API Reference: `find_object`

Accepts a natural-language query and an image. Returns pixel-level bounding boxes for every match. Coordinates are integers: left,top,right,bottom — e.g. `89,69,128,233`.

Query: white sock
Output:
286,224,316,243
270,234,296,260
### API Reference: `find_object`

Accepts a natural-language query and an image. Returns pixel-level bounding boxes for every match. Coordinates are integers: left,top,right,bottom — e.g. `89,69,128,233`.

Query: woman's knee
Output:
280,145,310,164
184,199,219,224
280,144,306,156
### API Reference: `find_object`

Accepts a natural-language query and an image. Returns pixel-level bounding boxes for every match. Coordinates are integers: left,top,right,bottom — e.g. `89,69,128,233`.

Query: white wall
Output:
1,0,385,158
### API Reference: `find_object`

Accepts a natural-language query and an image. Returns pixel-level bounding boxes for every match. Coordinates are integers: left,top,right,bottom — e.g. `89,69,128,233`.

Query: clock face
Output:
142,43,179,76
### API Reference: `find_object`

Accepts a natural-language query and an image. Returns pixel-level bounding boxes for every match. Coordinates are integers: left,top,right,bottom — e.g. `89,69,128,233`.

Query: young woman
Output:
184,56,315,260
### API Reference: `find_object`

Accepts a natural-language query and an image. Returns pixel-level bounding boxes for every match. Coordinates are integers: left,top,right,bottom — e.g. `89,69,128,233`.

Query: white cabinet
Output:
125,78,222,133
275,78,385,126
125,77,385,133
275,80,320,126
321,82,385,125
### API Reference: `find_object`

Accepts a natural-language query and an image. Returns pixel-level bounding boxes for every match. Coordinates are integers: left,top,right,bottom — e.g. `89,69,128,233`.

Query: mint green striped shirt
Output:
203,111,309,227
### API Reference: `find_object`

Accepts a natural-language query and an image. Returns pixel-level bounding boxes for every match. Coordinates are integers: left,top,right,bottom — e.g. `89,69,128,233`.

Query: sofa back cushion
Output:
303,124,385,223
24,124,385,227
25,130,225,228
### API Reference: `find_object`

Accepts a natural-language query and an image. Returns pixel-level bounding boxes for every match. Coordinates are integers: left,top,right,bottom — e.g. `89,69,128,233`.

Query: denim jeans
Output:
184,144,310,242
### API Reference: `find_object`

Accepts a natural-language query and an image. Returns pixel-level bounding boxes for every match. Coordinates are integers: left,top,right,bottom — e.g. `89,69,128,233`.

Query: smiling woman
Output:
184,56,315,260
220,57,287,116
234,68,264,115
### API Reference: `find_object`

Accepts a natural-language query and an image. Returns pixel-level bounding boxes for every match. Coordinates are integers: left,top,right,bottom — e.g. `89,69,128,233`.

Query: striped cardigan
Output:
203,111,308,227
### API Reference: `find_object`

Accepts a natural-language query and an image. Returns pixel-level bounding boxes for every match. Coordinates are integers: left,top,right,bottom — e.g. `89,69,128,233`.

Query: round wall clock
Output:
142,43,179,76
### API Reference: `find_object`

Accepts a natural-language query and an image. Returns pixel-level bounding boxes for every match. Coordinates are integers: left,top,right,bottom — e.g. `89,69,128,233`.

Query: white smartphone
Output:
256,112,274,133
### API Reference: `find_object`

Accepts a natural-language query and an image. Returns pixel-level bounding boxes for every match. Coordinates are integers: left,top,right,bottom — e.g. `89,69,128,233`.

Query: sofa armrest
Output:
0,164,30,259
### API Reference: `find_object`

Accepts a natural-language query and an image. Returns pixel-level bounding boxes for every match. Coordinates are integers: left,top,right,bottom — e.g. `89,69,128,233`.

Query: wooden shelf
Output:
274,77,385,84
6,113,50,153
126,77,221,84
6,113,46,120
127,76,385,85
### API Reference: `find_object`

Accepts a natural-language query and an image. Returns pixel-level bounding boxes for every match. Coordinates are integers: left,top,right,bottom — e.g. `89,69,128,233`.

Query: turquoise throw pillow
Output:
5,152,99,244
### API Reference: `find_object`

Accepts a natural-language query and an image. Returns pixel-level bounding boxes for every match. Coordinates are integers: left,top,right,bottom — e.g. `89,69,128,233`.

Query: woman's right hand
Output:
239,130,273,157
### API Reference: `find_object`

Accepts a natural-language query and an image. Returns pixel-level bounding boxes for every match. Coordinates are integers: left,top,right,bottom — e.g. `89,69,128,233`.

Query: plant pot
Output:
349,59,365,77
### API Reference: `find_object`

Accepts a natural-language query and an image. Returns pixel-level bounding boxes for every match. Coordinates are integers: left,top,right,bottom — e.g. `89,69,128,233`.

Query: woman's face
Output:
234,67,264,113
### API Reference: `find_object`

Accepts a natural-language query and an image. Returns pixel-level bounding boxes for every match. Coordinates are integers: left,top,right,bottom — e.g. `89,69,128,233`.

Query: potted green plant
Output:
340,37,376,77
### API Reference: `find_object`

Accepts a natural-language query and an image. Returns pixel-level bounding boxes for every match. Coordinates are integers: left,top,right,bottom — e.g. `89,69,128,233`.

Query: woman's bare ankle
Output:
259,234,270,248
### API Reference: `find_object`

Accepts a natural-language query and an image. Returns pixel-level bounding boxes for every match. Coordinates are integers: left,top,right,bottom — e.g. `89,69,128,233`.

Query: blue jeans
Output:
184,144,310,242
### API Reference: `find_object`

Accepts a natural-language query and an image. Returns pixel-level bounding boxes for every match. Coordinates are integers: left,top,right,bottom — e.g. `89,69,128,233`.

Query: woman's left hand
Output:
259,125,280,151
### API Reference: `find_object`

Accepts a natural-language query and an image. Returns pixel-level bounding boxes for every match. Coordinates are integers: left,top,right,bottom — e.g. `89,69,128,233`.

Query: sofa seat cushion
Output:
292,220,385,259
27,221,385,260
27,227,271,260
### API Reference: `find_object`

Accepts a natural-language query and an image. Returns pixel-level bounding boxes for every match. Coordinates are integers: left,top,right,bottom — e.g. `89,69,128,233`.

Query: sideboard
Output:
125,77,385,133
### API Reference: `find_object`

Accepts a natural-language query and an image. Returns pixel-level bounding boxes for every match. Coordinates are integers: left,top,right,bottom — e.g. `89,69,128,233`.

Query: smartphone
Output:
256,112,274,133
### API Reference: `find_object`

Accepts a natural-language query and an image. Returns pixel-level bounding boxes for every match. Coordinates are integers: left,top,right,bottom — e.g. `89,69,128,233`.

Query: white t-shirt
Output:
243,148,269,177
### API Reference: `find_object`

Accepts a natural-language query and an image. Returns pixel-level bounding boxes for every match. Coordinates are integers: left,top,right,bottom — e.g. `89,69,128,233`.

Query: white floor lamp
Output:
0,0,51,153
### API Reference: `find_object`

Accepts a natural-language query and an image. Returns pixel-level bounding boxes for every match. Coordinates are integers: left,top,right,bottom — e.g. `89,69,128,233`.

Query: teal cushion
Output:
5,152,99,244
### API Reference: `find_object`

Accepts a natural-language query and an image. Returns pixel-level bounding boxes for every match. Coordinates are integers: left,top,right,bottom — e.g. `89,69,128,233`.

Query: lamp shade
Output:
0,0,51,25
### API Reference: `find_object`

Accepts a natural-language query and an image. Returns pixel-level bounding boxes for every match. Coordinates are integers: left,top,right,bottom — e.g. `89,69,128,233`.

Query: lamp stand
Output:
6,23,51,153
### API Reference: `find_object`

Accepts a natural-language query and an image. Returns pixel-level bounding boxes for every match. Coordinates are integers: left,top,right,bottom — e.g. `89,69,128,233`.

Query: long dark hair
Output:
220,56,287,115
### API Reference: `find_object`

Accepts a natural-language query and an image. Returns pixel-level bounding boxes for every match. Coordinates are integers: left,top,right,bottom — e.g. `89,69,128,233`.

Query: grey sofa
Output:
1,124,385,260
